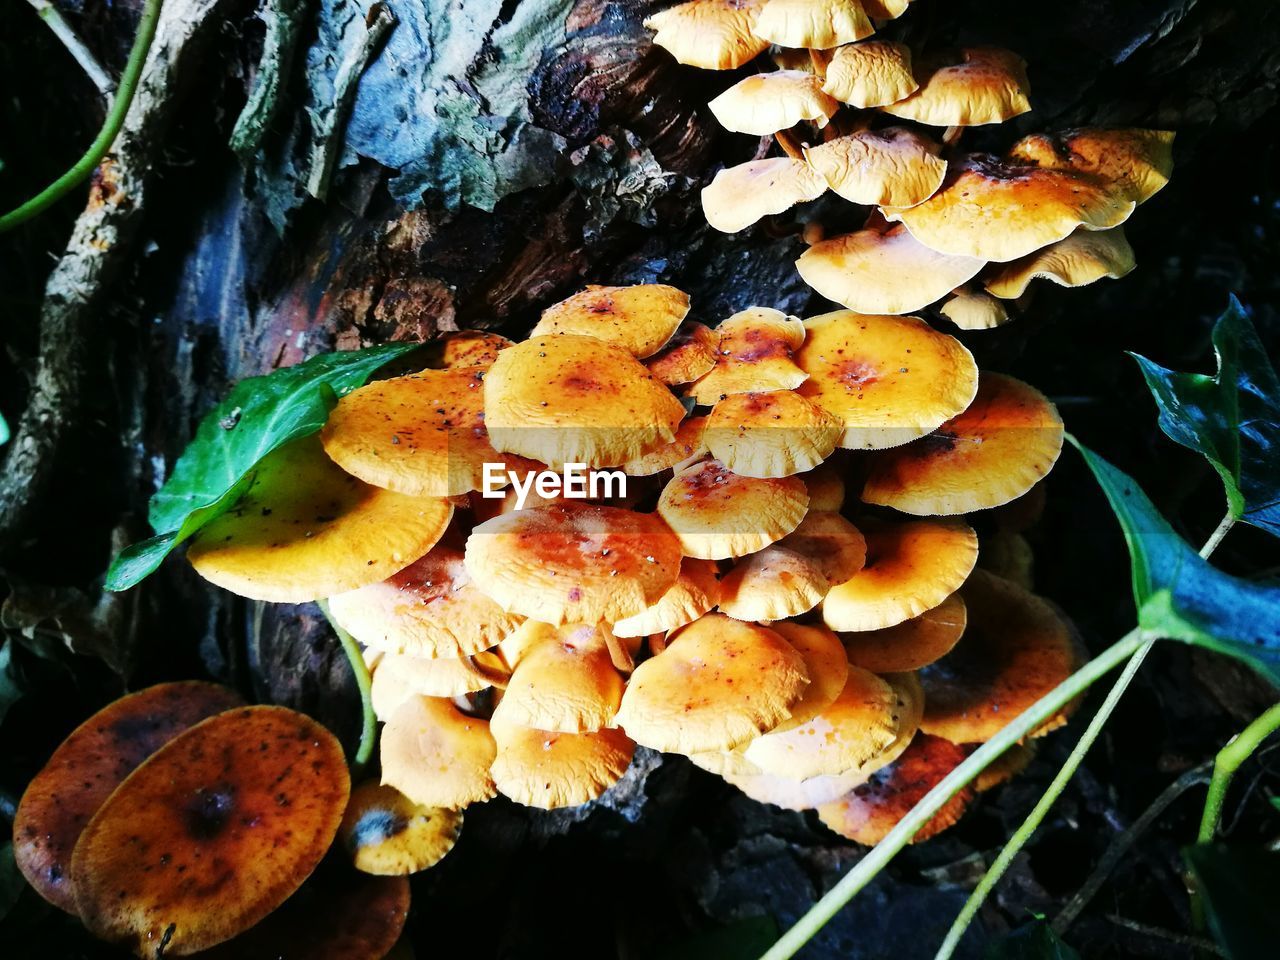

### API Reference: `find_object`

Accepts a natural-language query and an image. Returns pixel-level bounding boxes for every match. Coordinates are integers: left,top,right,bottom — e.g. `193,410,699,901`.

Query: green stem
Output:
0,0,163,232
1196,701,1280,845
1198,512,1237,560
760,627,1150,960
317,599,377,776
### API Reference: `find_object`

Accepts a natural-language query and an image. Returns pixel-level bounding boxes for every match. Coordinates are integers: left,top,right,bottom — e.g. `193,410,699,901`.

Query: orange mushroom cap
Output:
778,509,867,584
621,415,708,476
705,390,842,479
424,329,513,369
708,71,840,135
718,545,829,621
380,696,497,809
842,591,967,672
339,782,462,876
752,0,874,49
804,128,946,208
701,157,828,234
612,557,722,637
490,716,636,809
687,307,808,404
645,321,720,386
490,622,624,734
882,47,1030,126
1007,128,1174,204
939,286,1011,330
984,226,1136,300
530,284,690,359
822,40,918,108
645,0,770,71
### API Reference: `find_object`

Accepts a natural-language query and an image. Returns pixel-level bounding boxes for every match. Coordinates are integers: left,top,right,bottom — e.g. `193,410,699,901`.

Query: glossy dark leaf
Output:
984,919,1081,960
1132,297,1280,537
1184,844,1280,960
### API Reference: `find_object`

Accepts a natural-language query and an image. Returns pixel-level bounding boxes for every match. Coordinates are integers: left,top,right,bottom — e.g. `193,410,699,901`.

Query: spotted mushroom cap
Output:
687,307,808,404
645,322,720,386
425,329,513,369
621,416,709,476
339,782,463,876
489,714,636,809
530,284,690,359
705,390,842,478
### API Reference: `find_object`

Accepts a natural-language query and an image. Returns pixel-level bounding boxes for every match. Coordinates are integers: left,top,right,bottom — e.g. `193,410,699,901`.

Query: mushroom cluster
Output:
174,280,1079,850
646,0,1173,327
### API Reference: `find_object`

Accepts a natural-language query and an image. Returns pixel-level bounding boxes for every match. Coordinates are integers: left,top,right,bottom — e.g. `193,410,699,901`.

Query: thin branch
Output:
229,0,309,158
25,0,115,95
317,599,376,775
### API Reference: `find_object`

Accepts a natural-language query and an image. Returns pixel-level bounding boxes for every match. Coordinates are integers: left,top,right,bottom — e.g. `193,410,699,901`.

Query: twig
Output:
24,0,115,95
229,0,309,158
317,600,376,775
1104,915,1225,956
305,2,397,201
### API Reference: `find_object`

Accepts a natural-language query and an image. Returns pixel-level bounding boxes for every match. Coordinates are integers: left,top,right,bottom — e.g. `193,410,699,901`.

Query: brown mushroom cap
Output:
822,516,978,631
718,545,829,621
882,47,1030,126
797,224,984,316
489,716,636,809
804,128,947,208
778,510,867,584
842,591,967,672
424,329,513,369
645,322,720,386
621,416,708,476
614,614,809,753
490,622,624,733
71,706,350,956
657,458,810,559
795,310,979,449
919,571,1081,743
973,741,1037,792
984,226,1135,300
893,155,1136,262
612,557,722,637
339,782,462,876
939,286,1011,330
701,157,828,234
822,40,918,107
328,546,523,659
645,0,770,71
187,437,452,603
708,71,840,135
13,682,242,914
380,696,497,809
483,334,686,468
801,461,846,511
464,501,682,624
1007,128,1175,204
687,307,808,404
705,390,842,478
817,733,974,844
752,0,874,49
861,372,1064,515
530,285,690,359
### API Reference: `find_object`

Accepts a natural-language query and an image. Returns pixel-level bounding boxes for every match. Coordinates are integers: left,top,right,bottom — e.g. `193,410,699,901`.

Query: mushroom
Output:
424,329,513,369
13,681,243,914
1007,128,1175,204
327,545,523,659
657,458,810,559
881,47,1031,127
817,733,975,844
708,71,840,135
803,128,946,208
778,509,867,584
751,0,874,49
797,224,984,316
483,334,686,468
339,782,462,876
984,226,1136,299
701,157,828,234
644,0,770,70
645,321,720,386
801,461,846,510
822,516,978,631
620,416,708,476
938,285,1011,329
860,372,1065,515
489,622,624,733
489,713,636,809
369,651,509,719
464,501,682,624
687,306,808,403
530,284,690,358
822,40,917,107
768,622,850,724
978,528,1035,590
842,591,967,672
380,696,497,808
612,557,722,638
794,310,979,449
704,390,842,478
718,545,830,620
614,614,809,753
186,436,453,603
918,570,1082,743
973,741,1038,792
71,706,350,956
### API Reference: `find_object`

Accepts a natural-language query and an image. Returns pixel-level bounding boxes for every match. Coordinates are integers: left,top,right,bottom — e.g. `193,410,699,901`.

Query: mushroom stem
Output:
802,221,825,246
807,48,830,77
942,125,963,147
463,654,510,691
603,632,635,674
774,129,804,160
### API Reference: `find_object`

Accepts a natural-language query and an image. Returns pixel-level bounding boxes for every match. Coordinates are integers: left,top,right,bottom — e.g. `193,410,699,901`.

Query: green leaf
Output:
0,843,22,923
0,410,9,446
984,919,1081,960
105,344,420,591
1131,297,1280,537
1184,844,1280,960
1071,437,1280,683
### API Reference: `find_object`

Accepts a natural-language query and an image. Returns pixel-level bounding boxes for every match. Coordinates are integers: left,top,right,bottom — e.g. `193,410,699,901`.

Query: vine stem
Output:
317,599,377,776
25,0,115,94
1196,701,1280,845
0,0,162,232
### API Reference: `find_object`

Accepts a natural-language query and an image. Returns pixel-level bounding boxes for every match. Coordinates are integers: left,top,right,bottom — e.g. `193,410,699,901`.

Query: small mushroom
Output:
339,782,462,876
490,622,624,733
881,47,1031,127
939,285,1011,329
708,71,840,135
489,714,636,809
612,557,722,638
804,128,946,208
704,390,842,478
701,157,828,234
530,284,690,358
984,226,1136,300
645,0,770,70
822,40,918,107
778,509,867,583
687,306,808,403
718,545,830,621
768,622,850,725
842,591,967,672
645,321,720,386
380,696,497,808
369,651,509,720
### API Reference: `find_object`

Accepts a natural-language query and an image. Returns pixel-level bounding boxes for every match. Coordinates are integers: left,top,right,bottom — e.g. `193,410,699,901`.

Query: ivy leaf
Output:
1071,437,1280,683
1131,297,1280,537
105,344,420,592
1184,844,1280,960
984,919,1081,960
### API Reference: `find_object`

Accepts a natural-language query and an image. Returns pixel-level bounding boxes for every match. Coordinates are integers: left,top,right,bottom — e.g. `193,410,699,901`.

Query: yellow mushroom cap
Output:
822,40,918,107
817,733,974,844
708,71,840,135
822,516,978,631
646,322,720,386
489,717,636,809
801,461,846,511
327,545,522,659
795,310,979,449
339,782,462,876
984,226,1136,300
804,128,946,208
842,591,967,672
1008,128,1175,204
919,570,1082,743
490,622,624,733
644,0,770,71
882,47,1030,126
612,557,722,637
893,154,1136,262
769,621,849,726
464,501,682,624
621,416,708,476
657,458,810,559
688,308,808,404
861,372,1065,515
530,284,690,359
369,652,508,719
483,333,686,468
705,390,842,478
973,741,1037,792
380,696,497,808
798,224,984,316
778,510,866,584
187,437,452,603
752,0,873,49
939,286,1011,330
701,157,828,234
71,706,349,956
718,545,829,621
424,329,513,369
615,614,809,753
